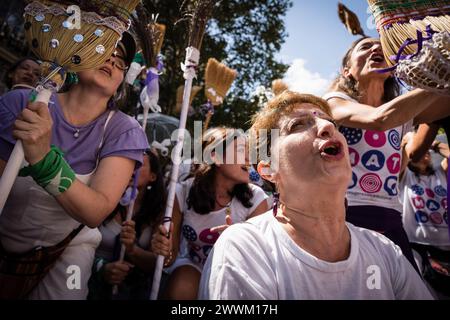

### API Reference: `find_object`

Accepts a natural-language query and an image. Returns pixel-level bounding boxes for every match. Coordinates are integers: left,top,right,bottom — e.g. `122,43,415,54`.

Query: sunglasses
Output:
107,51,128,71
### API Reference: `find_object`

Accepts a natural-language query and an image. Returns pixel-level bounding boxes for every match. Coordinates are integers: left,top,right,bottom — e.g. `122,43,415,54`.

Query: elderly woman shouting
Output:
199,91,432,300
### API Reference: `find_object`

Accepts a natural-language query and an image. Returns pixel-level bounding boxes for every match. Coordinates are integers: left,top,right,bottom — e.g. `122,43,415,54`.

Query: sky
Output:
279,0,379,96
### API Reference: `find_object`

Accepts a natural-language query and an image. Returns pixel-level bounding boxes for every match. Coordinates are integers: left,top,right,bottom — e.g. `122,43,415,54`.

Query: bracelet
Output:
19,145,76,196
164,251,173,267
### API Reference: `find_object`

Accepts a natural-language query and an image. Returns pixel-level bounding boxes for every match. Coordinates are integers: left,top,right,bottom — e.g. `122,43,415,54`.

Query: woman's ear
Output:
343,67,351,79
149,172,157,183
257,161,276,183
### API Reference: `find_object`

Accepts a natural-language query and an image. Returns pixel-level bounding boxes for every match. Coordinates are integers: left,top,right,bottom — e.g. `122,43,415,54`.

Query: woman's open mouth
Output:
320,141,344,161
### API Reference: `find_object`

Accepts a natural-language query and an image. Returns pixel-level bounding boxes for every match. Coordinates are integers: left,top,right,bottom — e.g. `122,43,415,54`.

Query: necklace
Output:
73,129,80,138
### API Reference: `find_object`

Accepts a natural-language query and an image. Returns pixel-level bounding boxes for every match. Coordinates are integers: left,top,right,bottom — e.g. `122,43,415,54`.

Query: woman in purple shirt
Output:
0,32,149,299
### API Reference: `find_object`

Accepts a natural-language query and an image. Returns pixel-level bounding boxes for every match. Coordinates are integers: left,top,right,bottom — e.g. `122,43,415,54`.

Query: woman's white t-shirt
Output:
199,212,433,300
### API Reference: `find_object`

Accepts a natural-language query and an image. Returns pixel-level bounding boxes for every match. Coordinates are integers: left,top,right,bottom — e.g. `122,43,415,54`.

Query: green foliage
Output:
135,0,292,130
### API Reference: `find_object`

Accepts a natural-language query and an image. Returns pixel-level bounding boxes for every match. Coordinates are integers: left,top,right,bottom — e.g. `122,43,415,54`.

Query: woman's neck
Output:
277,185,350,262
58,85,111,126
214,172,236,207
357,78,385,107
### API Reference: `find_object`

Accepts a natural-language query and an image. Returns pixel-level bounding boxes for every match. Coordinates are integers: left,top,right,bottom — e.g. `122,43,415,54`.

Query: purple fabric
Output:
145,68,159,98
448,158,450,240
0,89,149,175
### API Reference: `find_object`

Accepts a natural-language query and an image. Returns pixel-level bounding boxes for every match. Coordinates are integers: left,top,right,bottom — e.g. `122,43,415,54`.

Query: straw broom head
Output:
338,2,366,37
183,0,217,50
367,0,450,66
271,79,288,96
24,0,140,89
205,58,237,106
175,85,202,113
133,4,166,68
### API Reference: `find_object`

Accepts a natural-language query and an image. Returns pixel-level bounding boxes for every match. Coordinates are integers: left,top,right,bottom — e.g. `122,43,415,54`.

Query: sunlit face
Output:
216,137,250,185
273,104,351,191
10,59,40,87
77,46,126,97
345,38,389,82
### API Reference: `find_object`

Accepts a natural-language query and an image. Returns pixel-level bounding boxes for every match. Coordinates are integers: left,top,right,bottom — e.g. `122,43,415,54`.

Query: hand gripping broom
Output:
150,0,218,300
0,0,140,214
367,0,450,94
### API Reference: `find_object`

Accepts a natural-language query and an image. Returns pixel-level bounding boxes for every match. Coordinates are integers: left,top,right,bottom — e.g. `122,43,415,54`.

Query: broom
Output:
132,4,166,129
271,79,288,96
112,3,167,296
175,85,202,114
203,58,237,131
338,2,366,37
150,0,218,300
0,0,140,214
367,0,450,94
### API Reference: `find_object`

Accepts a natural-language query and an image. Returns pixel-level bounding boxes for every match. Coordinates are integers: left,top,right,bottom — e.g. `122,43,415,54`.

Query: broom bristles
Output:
151,23,166,59
367,0,450,66
25,1,129,74
205,58,237,105
175,85,202,113
272,79,288,96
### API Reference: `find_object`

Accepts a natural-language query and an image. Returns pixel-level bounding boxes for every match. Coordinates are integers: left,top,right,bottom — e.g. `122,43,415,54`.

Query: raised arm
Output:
404,123,440,163
328,89,450,131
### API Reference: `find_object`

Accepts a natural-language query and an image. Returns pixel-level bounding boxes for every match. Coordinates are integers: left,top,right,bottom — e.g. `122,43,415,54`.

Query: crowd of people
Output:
0,27,449,300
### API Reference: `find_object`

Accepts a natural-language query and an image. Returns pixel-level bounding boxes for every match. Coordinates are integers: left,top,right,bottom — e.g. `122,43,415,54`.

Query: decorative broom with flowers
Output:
0,0,141,213
367,0,450,94
132,4,166,129
202,58,237,131
150,0,218,300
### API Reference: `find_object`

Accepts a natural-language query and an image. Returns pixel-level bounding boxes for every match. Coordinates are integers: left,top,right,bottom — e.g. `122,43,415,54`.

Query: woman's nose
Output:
316,119,335,139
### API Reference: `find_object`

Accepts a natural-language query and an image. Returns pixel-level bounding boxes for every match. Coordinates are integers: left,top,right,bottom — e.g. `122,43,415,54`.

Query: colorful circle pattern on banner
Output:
340,127,363,145
388,130,401,150
359,173,382,193
365,131,386,148
199,228,220,244
384,176,398,196
183,225,197,242
362,150,385,172
411,184,425,196
435,185,447,197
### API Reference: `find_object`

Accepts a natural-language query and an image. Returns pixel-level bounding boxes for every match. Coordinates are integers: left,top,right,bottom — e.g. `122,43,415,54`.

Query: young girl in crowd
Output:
152,127,269,299
0,32,149,299
323,37,450,268
88,150,166,299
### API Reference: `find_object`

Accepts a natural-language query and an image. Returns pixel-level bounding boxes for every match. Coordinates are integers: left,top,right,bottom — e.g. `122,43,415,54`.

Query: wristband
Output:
19,145,76,196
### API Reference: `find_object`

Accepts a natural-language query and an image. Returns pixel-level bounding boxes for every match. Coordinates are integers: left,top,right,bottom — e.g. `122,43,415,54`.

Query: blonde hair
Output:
250,91,332,156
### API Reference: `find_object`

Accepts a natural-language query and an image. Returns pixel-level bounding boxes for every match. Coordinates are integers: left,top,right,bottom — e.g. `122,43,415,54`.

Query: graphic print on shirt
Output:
340,125,405,210
183,224,221,266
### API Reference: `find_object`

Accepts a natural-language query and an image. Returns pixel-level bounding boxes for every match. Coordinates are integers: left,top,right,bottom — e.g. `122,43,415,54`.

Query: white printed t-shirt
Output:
199,212,433,300
399,167,449,249
323,92,412,213
169,178,268,272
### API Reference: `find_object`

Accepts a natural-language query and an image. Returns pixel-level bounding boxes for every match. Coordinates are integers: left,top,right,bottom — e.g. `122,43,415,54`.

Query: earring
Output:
67,72,78,85
272,192,280,216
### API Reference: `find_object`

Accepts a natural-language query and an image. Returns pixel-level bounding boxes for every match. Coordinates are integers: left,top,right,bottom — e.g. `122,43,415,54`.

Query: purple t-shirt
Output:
0,89,149,174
